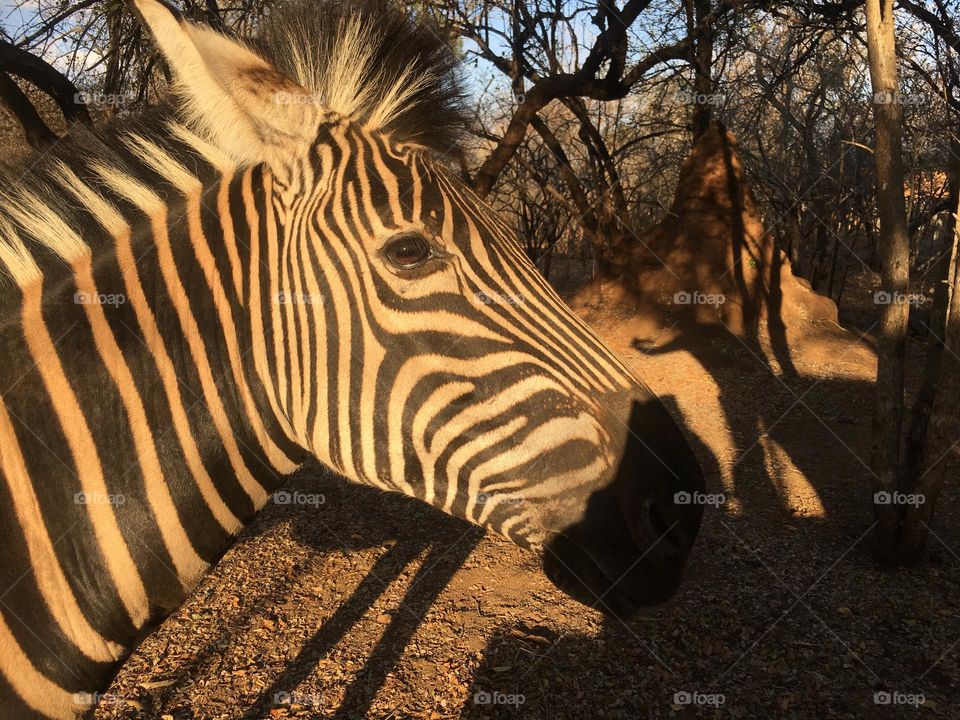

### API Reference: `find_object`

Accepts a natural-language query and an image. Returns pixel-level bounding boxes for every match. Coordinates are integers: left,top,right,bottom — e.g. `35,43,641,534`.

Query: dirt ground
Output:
91,275,960,720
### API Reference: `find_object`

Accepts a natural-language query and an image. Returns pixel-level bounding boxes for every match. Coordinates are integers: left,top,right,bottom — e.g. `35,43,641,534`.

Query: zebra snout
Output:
539,394,705,617
540,488,700,618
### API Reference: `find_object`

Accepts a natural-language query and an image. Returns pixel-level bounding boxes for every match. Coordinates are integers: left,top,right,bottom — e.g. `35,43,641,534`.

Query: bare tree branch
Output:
0,71,57,148
0,36,92,126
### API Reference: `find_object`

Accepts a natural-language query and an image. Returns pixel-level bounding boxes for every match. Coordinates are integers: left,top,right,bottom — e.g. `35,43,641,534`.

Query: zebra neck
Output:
0,164,314,715
227,163,325,455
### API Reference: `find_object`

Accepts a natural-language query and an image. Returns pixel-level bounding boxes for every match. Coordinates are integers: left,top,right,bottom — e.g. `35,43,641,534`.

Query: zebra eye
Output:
384,233,433,269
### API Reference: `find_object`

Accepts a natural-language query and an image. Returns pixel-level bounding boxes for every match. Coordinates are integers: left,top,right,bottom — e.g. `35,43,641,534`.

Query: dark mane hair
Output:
0,0,468,289
252,0,469,152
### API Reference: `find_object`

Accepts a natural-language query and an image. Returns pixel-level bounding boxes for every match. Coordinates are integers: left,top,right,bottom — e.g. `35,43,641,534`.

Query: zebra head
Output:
135,0,705,616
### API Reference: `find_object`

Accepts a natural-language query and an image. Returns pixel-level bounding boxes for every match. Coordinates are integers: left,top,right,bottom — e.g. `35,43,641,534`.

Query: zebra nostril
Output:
639,501,684,555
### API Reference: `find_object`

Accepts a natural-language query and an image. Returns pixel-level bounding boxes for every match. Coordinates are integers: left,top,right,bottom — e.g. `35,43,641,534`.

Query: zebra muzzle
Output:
539,395,706,617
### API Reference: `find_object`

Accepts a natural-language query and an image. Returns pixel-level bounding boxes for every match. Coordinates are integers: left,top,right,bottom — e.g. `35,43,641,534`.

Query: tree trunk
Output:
896,192,960,561
904,139,960,477
865,0,911,562
690,0,714,138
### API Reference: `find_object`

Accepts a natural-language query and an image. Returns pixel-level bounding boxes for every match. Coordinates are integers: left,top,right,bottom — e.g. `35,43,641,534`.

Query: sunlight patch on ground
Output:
759,435,827,518
622,345,743,516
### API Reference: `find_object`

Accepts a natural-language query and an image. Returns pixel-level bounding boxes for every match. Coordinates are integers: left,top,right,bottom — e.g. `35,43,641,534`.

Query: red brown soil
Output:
573,123,870,377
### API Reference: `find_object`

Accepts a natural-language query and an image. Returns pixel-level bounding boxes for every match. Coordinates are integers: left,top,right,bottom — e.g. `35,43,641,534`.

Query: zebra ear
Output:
132,0,321,166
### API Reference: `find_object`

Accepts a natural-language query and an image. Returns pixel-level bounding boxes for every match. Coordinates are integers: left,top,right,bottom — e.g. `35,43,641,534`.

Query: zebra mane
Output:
253,0,468,152
0,0,467,291
0,113,216,290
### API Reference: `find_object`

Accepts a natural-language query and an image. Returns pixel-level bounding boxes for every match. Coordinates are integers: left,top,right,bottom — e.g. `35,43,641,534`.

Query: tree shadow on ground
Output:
641,328,878,527
123,465,483,720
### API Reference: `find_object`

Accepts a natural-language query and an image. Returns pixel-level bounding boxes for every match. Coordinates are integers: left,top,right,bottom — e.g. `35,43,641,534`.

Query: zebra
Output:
0,0,705,716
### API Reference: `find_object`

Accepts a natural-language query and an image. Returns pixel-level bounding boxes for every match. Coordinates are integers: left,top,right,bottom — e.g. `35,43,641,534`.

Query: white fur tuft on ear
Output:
133,0,321,167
